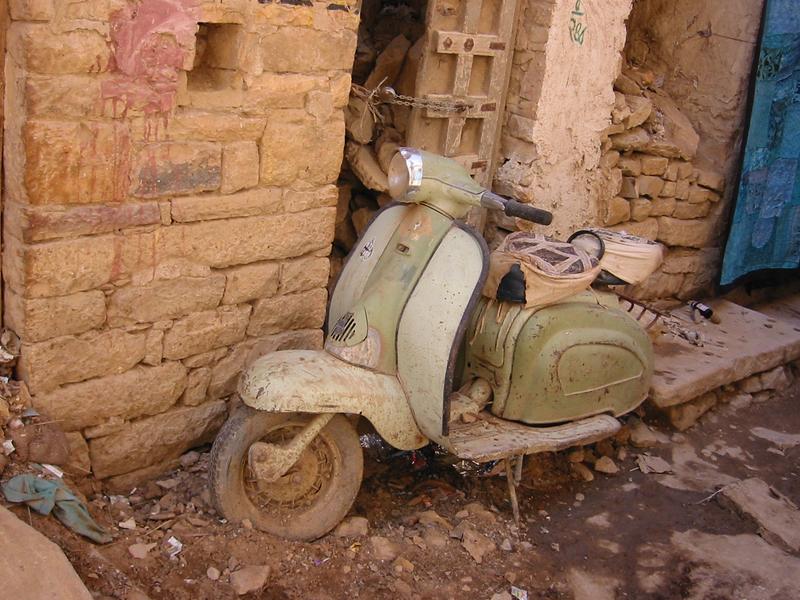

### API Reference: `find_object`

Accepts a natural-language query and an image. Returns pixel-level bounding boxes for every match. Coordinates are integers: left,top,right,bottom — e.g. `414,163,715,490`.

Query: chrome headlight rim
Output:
393,147,423,199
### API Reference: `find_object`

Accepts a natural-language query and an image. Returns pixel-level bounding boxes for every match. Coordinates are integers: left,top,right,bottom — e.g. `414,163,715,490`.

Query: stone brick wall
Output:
2,0,358,486
598,69,726,300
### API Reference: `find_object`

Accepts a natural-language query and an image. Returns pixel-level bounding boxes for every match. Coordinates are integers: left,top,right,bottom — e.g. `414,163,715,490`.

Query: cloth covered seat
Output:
590,228,664,285
483,232,601,308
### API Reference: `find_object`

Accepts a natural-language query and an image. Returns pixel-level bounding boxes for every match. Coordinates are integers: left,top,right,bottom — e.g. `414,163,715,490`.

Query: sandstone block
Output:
156,208,335,268
604,197,630,226
221,262,281,305
108,274,225,325
143,329,164,366
649,197,676,217
3,235,112,298
676,162,694,179
641,156,669,176
208,329,323,399
242,73,321,113
664,162,679,181
660,181,677,197
610,128,651,153
21,120,129,206
10,0,55,20
163,305,252,360
33,362,187,431
5,201,161,243
247,288,327,337
637,175,664,198
182,368,211,406
620,177,638,199
26,75,102,119
630,198,652,222
261,112,345,186
600,150,620,169
688,185,721,204
8,23,111,74
139,111,266,142
4,289,106,342
624,95,653,129
666,392,717,431
284,185,339,213
89,401,227,478
657,217,715,248
260,28,357,72
614,73,641,95
64,432,91,476
221,141,260,194
171,188,282,222
627,270,684,300
695,167,725,192
646,94,699,160
131,142,221,198
280,256,330,295
610,218,658,240
661,248,719,274
618,155,641,177
0,506,94,600
675,179,690,200
182,347,228,369
19,329,147,393
673,201,711,220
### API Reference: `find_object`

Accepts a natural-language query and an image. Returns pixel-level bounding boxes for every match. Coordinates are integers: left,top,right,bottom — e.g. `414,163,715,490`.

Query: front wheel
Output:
209,408,363,541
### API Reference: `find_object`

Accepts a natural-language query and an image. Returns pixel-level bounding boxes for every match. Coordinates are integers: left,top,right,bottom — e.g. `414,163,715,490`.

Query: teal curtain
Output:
721,0,800,285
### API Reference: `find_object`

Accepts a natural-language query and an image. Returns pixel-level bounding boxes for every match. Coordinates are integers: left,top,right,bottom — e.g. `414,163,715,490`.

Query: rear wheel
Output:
209,407,363,540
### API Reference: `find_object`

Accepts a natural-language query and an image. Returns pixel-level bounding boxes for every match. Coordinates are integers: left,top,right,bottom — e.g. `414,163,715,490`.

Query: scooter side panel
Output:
396,225,487,445
328,204,410,331
239,349,429,450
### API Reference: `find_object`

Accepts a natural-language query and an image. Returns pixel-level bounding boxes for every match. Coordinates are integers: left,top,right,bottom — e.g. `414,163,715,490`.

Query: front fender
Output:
238,350,428,451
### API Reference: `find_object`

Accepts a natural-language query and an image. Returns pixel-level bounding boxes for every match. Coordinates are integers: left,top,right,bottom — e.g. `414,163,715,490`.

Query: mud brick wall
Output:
495,0,633,240
2,0,358,486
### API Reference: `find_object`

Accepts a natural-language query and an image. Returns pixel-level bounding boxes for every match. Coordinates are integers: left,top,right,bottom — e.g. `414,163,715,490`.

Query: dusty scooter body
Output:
209,149,655,540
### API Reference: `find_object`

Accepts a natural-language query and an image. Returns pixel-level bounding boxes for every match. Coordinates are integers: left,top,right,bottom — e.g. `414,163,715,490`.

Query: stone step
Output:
649,298,800,408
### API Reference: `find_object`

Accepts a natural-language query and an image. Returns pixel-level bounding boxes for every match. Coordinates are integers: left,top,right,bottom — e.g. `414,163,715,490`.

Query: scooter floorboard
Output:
448,412,621,462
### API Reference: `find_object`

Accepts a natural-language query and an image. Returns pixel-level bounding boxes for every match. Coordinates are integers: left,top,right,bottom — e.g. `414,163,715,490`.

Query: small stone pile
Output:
598,64,727,300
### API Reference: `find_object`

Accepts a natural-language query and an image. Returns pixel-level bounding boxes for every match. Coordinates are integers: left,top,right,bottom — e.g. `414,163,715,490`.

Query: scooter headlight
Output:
388,148,423,200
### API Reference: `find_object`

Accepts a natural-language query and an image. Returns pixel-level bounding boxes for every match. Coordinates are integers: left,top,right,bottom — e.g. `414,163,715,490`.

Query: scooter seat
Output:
584,228,664,286
483,232,601,308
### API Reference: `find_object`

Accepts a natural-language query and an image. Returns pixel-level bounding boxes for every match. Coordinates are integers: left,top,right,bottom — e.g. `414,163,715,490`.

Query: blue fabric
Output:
2,475,112,544
721,0,800,285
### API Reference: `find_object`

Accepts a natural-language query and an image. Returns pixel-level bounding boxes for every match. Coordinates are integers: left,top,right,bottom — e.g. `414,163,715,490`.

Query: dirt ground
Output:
4,386,800,600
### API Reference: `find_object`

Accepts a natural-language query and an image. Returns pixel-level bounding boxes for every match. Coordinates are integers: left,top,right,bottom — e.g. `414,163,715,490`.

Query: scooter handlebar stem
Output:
481,191,553,226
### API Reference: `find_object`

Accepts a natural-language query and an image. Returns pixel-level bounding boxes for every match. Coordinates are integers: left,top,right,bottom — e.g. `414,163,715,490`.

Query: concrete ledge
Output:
650,298,800,408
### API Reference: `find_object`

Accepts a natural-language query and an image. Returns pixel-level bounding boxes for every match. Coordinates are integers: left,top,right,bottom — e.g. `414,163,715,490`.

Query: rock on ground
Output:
334,516,369,538
0,506,93,600
230,565,271,596
718,478,800,553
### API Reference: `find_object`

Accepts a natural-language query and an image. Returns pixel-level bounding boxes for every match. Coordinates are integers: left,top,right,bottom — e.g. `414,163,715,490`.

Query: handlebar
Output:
480,192,553,226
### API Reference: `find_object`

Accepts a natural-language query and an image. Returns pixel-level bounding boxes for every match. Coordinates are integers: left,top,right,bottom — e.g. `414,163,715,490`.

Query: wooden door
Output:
407,0,520,188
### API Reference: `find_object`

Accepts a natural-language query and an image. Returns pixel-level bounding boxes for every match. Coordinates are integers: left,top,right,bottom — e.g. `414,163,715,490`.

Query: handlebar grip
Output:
503,199,553,226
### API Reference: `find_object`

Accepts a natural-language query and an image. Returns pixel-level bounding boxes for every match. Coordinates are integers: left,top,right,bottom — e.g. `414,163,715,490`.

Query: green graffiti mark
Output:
569,0,587,45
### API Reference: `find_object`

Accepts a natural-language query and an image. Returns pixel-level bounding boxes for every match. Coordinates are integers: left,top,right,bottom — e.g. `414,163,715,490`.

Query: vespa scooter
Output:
209,148,660,540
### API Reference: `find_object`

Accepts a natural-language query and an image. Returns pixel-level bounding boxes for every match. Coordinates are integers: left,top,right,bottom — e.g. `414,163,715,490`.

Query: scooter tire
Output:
209,407,363,541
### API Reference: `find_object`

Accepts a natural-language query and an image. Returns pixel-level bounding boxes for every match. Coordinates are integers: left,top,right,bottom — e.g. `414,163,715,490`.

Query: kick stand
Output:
505,455,524,525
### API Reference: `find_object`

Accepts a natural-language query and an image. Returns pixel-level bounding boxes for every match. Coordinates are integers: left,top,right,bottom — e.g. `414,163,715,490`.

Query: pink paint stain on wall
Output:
102,0,199,126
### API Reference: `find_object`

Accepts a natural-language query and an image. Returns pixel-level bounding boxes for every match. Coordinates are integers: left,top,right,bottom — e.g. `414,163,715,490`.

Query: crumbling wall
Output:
495,0,633,240
605,0,764,299
3,0,358,486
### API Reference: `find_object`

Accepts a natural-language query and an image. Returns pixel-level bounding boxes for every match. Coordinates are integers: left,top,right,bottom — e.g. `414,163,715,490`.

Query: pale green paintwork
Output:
328,205,454,374
328,205,407,332
400,150,484,219
462,291,653,424
397,226,486,445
